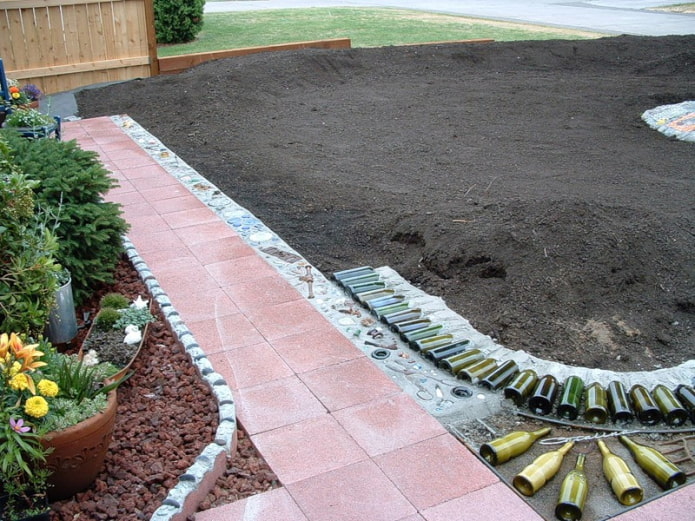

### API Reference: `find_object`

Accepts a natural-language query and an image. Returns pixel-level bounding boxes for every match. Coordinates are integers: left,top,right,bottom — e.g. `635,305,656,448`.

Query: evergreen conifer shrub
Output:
154,0,205,44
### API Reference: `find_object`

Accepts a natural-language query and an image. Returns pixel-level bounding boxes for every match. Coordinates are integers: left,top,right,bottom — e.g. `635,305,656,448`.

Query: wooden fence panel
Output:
0,0,157,94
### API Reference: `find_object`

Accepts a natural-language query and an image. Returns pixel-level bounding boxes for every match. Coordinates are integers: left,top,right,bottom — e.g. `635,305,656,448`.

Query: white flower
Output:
83,349,100,366
131,295,148,310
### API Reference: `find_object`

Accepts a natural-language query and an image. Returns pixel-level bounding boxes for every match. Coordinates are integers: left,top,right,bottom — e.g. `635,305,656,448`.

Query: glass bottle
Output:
555,453,588,521
607,381,634,424
367,294,405,312
380,307,422,325
557,376,585,421
404,324,444,345
597,440,643,506
425,339,471,364
675,384,695,423
354,288,394,304
479,427,551,466
440,348,484,375
652,384,689,427
372,301,409,317
457,358,497,382
583,382,608,424
411,334,454,353
619,435,687,490
479,360,519,391
528,375,559,416
340,271,380,289
393,318,432,335
629,384,663,426
504,369,538,407
349,280,386,297
513,441,575,496
333,266,374,282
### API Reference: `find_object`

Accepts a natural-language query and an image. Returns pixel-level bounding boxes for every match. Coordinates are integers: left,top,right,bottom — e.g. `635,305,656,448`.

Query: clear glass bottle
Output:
479,427,551,466
607,381,634,424
557,376,585,421
479,360,518,391
504,369,538,407
583,382,608,424
619,435,687,490
652,384,689,427
597,440,643,506
513,441,575,496
528,375,559,416
629,384,663,426
555,453,588,521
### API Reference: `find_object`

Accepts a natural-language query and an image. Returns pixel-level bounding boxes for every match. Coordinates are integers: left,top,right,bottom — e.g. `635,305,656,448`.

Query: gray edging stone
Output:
122,239,237,521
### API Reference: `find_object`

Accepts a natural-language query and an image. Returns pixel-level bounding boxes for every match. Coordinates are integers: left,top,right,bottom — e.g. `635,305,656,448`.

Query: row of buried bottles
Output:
480,428,687,521
332,266,695,427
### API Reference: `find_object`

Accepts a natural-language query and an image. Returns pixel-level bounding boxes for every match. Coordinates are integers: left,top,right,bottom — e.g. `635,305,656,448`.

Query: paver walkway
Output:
63,117,693,521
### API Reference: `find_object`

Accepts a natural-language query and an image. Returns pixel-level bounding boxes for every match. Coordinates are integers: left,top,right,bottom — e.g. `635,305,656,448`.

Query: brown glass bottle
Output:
479,360,519,391
504,369,538,407
675,385,695,423
607,381,634,424
652,384,689,427
619,435,687,490
629,384,663,426
528,375,559,416
583,382,608,424
557,376,584,421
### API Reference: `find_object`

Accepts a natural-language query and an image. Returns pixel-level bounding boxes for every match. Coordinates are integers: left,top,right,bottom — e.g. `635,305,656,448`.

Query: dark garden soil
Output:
48,258,279,521
76,35,695,374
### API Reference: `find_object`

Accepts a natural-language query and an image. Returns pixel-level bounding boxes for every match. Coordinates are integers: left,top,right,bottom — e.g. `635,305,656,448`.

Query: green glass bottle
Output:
440,348,484,375
341,272,380,289
479,427,551,466
333,266,374,282
504,369,538,407
372,301,409,317
557,376,585,421
354,288,394,304
607,381,634,424
404,324,444,345
349,280,386,297
652,384,689,427
380,307,421,325
479,360,519,391
528,375,559,416
629,384,663,426
425,339,471,364
583,382,608,424
675,384,695,423
457,358,498,382
393,318,432,335
619,435,687,490
597,440,643,506
513,441,575,496
555,453,589,521
368,294,405,312
412,334,455,353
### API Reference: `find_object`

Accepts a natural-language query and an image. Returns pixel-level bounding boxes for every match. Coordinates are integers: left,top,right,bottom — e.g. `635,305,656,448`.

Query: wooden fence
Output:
0,0,158,94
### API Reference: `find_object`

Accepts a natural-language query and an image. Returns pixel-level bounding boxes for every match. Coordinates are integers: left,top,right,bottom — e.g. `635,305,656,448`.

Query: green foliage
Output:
0,139,61,335
1,132,130,304
99,292,130,310
154,0,205,44
113,306,155,330
43,353,123,406
94,307,121,331
4,108,55,128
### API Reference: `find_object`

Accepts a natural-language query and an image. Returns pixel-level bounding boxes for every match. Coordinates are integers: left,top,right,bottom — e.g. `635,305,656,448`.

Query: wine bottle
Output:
425,339,470,364
381,307,422,325
619,435,687,490
354,288,394,304
597,440,643,506
513,441,574,496
479,427,551,466
504,369,538,407
457,358,497,382
607,381,634,424
340,272,380,289
528,375,559,416
557,376,585,421
440,348,484,375
333,266,374,282
349,280,386,297
629,384,663,426
675,384,695,423
393,318,432,335
403,324,444,344
412,334,455,353
371,301,409,316
479,360,519,391
555,453,589,521
652,384,689,427
367,294,405,312
583,382,608,424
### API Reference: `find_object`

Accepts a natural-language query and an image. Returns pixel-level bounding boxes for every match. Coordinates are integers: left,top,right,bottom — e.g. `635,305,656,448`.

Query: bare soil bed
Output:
76,35,694,374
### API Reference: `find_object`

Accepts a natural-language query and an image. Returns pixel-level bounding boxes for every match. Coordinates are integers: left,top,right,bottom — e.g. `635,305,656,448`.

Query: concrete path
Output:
204,0,695,36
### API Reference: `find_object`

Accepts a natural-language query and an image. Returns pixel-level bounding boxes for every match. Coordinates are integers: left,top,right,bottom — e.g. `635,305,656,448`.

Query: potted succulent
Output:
0,332,127,512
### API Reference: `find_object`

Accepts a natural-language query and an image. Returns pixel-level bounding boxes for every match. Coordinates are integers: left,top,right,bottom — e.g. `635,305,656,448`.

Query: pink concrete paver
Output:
62,118,690,521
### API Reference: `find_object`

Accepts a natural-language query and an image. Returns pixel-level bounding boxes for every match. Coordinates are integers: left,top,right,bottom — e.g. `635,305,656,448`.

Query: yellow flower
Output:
9,372,30,391
37,379,59,397
24,396,49,418
9,361,22,377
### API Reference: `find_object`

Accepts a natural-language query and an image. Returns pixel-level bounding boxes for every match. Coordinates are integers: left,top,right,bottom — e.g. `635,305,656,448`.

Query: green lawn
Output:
156,8,604,57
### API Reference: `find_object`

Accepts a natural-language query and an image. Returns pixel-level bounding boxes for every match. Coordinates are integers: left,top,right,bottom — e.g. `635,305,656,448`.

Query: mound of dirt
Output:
76,35,695,373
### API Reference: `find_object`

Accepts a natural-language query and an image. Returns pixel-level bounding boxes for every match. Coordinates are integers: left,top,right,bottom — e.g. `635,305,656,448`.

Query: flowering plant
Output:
3,79,43,108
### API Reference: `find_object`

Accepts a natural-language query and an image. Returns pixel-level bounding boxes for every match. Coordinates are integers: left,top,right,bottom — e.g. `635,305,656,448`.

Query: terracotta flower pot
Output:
42,390,118,501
